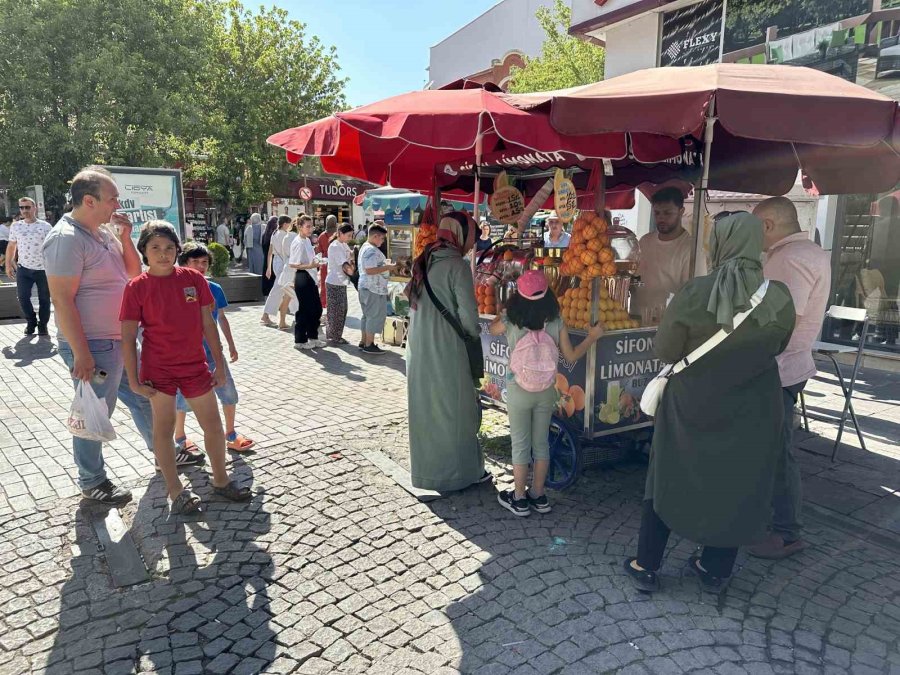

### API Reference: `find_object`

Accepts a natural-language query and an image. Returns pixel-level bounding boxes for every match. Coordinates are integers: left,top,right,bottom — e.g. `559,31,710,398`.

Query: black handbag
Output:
422,266,484,384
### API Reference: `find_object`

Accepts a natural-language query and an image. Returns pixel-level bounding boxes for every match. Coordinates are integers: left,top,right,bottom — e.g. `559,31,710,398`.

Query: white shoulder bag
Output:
640,280,769,417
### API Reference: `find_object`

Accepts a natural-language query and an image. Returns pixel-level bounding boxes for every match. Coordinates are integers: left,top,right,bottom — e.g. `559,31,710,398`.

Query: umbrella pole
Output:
471,131,483,279
689,98,716,278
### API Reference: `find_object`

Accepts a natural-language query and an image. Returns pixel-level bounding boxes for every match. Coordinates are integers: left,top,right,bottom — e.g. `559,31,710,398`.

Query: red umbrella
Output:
502,63,900,196
267,87,637,193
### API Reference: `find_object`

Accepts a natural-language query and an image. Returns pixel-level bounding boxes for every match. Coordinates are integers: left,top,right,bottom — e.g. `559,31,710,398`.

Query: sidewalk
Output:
1,301,899,674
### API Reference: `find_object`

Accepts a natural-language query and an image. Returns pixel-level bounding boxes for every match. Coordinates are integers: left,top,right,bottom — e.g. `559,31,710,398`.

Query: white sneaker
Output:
312,339,327,348
294,342,314,351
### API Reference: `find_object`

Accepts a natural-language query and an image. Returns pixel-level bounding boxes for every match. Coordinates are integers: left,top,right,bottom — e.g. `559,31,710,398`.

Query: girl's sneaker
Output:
527,490,552,514
497,490,530,517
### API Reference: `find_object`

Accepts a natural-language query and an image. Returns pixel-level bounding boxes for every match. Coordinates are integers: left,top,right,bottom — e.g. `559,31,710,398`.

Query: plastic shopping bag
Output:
67,381,117,442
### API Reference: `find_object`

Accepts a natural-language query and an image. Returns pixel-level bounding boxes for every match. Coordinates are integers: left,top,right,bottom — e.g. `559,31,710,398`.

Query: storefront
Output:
270,176,374,229
569,0,900,358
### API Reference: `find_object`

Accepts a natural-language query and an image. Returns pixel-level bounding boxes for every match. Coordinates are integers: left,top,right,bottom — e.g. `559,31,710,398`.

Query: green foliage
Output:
507,0,605,94
207,242,231,277
0,0,346,213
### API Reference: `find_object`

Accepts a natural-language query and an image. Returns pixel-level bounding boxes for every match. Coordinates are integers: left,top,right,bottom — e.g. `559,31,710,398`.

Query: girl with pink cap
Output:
490,271,603,516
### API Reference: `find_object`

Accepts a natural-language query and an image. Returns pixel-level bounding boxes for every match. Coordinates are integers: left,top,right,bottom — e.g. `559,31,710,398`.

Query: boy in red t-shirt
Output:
120,221,251,513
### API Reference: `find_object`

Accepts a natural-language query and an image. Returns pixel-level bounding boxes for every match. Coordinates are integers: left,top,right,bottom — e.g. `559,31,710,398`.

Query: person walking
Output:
406,212,490,490
244,213,265,276
215,219,231,248
289,216,326,350
261,216,294,327
623,212,796,593
318,215,338,312
325,224,355,345
260,216,279,297
0,216,10,271
357,224,396,355
42,166,166,505
748,197,831,560
6,198,52,336
489,271,603,516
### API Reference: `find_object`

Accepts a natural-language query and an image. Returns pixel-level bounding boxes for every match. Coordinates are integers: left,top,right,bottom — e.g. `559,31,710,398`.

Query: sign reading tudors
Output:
660,0,724,68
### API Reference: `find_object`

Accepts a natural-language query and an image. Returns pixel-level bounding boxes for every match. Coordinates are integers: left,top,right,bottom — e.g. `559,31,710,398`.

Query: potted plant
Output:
206,241,263,303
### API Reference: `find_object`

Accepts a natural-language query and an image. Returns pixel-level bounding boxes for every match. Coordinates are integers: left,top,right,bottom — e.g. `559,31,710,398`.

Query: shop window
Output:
826,192,900,352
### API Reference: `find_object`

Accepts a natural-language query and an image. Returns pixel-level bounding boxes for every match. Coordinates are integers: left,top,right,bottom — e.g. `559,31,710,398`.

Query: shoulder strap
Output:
671,280,769,375
422,263,469,341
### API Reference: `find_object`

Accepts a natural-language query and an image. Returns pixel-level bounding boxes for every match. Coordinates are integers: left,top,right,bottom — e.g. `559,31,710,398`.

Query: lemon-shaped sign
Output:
554,169,577,224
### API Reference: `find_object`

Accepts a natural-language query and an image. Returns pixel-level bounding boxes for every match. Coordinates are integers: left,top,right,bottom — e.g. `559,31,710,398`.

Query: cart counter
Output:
477,317,661,439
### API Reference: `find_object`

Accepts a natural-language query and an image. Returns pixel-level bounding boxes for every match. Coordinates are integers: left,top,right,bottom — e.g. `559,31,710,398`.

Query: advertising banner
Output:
106,167,185,242
660,0,725,67
478,320,660,435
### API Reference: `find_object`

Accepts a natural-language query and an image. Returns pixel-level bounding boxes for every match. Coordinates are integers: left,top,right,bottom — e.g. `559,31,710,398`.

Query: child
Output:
120,221,251,513
325,224,356,344
357,224,397,355
174,242,255,453
489,271,603,516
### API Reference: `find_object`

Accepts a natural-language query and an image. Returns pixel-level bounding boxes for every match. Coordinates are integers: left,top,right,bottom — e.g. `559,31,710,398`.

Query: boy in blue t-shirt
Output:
174,243,255,454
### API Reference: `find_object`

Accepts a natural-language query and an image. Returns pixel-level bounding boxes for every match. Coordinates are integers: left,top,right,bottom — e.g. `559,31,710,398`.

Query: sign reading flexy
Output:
660,0,724,68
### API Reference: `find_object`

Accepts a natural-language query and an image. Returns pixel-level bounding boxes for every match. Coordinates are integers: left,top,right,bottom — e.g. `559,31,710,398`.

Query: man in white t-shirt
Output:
6,197,53,335
634,187,706,317
216,220,231,247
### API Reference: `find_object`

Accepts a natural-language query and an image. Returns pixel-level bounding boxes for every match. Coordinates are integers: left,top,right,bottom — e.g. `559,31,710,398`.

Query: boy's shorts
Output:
175,351,238,412
143,361,213,400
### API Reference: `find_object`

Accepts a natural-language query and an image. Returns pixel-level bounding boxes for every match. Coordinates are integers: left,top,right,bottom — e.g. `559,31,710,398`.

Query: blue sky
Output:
274,0,499,107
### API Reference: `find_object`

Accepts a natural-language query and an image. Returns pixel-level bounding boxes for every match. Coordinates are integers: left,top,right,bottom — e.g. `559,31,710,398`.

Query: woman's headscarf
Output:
706,212,782,331
249,213,261,226
262,216,278,248
407,211,475,309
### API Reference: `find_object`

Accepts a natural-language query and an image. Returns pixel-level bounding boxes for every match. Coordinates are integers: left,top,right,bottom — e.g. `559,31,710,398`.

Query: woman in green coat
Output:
625,212,796,593
406,212,489,491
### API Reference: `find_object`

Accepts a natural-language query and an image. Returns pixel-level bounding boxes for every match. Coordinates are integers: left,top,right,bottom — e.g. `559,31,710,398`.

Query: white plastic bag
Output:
67,381,117,442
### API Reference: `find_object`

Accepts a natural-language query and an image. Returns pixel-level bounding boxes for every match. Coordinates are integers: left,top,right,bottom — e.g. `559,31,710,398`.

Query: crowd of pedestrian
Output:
3,162,833,592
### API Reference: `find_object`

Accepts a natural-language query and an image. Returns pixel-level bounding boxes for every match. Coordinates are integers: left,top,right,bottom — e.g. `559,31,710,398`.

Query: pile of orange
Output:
558,211,617,279
559,285,641,331
414,223,438,258
476,282,498,315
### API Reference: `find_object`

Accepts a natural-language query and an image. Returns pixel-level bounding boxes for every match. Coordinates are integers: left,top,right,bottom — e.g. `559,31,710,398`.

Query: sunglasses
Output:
19,205,33,210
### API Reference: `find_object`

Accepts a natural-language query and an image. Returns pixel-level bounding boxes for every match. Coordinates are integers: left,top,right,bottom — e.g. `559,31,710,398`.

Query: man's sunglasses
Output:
18,205,33,210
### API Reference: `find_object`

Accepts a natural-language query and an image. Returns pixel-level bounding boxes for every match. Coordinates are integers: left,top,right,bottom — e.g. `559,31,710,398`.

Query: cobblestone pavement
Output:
2,299,900,674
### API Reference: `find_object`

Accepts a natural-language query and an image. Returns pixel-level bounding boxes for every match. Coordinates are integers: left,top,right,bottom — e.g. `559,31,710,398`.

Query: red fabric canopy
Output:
502,64,900,195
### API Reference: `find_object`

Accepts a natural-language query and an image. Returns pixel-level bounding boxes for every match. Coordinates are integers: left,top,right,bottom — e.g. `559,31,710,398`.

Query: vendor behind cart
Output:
633,187,706,320
542,212,570,248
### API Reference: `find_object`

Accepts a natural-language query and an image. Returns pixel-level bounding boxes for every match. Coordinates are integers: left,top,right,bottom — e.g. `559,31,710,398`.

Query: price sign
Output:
554,169,577,224
489,186,525,224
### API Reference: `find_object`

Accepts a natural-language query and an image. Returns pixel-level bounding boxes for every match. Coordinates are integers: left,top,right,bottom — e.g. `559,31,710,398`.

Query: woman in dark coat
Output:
624,212,796,592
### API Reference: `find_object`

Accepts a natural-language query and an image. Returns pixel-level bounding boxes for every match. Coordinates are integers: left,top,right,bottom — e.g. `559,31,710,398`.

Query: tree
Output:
179,1,347,211
506,0,605,94
0,0,211,213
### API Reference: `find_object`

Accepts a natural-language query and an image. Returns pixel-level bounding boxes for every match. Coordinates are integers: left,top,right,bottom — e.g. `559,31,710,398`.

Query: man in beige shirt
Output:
750,196,831,560
634,187,706,318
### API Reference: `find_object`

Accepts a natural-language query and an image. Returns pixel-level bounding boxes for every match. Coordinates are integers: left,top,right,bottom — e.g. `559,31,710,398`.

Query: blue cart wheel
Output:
545,415,582,491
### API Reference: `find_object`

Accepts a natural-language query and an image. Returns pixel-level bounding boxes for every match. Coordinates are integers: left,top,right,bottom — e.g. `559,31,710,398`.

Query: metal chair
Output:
798,305,869,462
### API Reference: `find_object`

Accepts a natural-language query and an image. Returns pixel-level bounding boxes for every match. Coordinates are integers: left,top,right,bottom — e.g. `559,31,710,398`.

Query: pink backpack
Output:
510,329,558,392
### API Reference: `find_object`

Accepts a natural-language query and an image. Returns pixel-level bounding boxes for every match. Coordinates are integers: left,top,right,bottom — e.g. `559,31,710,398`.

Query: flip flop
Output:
171,489,201,514
226,434,255,452
213,480,252,502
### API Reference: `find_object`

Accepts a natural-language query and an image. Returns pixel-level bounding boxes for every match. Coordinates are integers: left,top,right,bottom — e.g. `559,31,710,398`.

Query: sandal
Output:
213,480,252,502
171,489,201,514
226,434,255,452
261,316,275,326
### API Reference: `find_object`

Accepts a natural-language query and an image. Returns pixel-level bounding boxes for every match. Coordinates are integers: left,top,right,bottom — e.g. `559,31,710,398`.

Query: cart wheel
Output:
545,415,581,491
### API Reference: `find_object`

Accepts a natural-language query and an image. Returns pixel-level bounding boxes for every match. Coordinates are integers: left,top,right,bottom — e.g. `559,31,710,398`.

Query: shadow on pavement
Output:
44,456,276,674
2,336,57,367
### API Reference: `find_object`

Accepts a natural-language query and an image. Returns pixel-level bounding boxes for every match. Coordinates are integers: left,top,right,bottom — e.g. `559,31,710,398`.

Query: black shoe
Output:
687,555,729,592
24,322,36,336
157,447,206,470
362,344,386,356
37,324,49,337
527,490,552,514
358,341,365,350
82,479,132,505
623,557,660,593
497,490,530,517
475,470,494,485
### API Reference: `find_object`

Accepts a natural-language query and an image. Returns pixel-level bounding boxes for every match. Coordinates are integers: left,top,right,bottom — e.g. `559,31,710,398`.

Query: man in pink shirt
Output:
750,197,831,559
